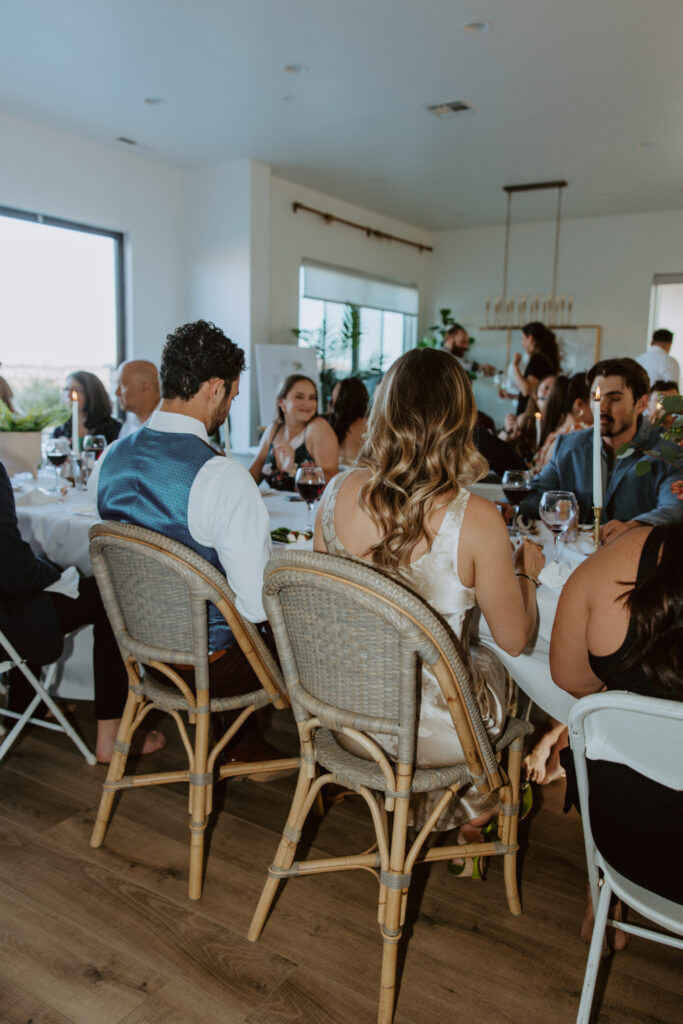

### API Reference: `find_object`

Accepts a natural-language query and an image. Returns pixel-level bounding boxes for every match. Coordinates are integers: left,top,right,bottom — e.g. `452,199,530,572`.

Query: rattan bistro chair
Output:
568,692,683,1024
248,549,532,1024
88,521,297,900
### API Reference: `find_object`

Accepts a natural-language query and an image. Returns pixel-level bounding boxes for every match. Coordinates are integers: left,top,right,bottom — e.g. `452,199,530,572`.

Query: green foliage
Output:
616,394,683,474
0,400,69,432
293,304,373,407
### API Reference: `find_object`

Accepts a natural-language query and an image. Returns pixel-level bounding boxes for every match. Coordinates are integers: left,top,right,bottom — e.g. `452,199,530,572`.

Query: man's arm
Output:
190,459,271,622
0,463,61,595
632,461,683,525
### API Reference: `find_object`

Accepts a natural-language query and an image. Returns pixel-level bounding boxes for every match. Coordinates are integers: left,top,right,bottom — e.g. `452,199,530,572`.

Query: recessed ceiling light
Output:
144,97,163,105
283,64,309,74
464,21,490,32
428,100,477,118
116,136,138,146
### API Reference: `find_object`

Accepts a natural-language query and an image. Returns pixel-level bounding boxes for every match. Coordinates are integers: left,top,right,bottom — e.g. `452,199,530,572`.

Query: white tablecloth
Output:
14,478,588,723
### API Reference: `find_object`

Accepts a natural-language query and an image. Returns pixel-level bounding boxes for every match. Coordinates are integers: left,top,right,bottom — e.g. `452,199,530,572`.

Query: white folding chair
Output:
0,627,96,765
567,691,683,1024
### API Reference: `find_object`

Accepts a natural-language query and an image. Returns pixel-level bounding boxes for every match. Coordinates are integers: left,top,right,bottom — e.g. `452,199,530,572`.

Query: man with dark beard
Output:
89,320,284,766
521,357,682,542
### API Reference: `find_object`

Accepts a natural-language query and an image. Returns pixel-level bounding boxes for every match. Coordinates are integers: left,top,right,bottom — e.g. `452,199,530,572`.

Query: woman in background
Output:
512,322,561,415
315,348,544,853
54,370,121,447
327,377,369,466
532,372,593,473
250,374,338,490
0,375,17,413
500,375,556,464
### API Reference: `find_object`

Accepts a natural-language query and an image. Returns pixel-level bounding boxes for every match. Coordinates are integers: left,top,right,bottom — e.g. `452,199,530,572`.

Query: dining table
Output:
13,473,589,722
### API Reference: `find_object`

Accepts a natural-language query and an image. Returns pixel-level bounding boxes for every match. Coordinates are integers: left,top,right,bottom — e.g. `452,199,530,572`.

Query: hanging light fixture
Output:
484,180,572,328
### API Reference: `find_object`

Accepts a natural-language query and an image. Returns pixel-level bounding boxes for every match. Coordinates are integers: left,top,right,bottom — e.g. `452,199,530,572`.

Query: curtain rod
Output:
292,202,433,253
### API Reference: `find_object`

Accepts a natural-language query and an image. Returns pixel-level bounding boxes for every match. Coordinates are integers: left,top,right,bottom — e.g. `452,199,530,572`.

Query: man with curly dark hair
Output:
89,321,285,769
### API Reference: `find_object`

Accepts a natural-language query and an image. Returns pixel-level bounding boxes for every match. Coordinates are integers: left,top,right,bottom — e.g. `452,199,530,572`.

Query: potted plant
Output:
0,401,68,477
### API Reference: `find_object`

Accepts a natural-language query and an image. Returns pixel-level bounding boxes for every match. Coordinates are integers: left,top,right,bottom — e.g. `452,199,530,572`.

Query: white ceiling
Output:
1,0,682,230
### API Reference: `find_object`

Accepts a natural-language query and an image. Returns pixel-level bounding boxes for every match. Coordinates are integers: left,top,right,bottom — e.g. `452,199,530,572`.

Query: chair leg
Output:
378,886,402,1024
188,706,211,900
576,880,611,1024
503,739,524,916
248,762,314,941
90,690,139,848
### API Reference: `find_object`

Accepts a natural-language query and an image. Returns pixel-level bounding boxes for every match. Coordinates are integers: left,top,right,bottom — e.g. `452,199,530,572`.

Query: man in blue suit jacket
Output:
522,358,683,543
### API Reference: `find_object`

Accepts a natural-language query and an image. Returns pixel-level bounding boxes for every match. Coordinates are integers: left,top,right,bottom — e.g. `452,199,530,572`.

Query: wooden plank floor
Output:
0,706,681,1024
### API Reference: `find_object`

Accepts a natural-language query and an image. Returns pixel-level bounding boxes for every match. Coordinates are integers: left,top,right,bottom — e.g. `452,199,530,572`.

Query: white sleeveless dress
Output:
321,472,514,830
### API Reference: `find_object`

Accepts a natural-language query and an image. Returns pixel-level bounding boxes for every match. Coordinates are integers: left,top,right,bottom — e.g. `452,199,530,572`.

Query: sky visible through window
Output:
0,214,119,406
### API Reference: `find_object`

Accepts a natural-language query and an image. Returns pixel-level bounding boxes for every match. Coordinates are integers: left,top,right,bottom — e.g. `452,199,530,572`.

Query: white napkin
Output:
538,561,575,588
14,487,64,506
44,566,80,599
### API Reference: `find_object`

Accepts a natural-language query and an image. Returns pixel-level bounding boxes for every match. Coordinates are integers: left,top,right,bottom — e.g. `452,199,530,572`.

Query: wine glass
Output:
295,465,325,530
501,469,533,539
83,434,107,460
539,490,579,564
44,437,71,493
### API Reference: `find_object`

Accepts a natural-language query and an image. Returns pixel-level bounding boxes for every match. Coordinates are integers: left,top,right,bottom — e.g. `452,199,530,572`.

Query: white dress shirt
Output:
635,346,680,385
89,410,271,622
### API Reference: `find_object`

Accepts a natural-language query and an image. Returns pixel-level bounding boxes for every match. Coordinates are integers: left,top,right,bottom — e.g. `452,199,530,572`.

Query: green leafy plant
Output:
616,394,683,475
0,399,69,432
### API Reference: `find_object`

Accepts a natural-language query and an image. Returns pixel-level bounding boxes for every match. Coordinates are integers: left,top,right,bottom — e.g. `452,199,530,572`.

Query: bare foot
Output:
95,718,166,764
581,892,629,951
524,721,568,785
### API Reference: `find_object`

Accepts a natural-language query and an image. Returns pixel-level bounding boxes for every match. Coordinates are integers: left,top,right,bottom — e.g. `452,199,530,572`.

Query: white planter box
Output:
0,431,43,477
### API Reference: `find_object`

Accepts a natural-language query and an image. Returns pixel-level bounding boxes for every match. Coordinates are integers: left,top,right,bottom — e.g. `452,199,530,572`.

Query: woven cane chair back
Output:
89,520,284,702
263,548,499,786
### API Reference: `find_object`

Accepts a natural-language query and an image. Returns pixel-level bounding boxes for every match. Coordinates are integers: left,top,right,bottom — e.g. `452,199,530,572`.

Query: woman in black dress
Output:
511,321,561,415
54,370,121,448
249,374,338,491
550,522,683,934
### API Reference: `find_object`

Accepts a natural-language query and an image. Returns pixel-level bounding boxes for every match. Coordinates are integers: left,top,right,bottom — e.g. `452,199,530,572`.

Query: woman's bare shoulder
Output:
307,415,337,440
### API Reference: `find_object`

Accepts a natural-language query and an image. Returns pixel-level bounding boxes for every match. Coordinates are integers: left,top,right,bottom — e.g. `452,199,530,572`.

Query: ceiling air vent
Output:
428,100,476,118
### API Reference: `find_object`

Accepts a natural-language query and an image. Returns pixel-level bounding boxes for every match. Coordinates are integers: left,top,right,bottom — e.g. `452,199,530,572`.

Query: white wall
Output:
430,207,683,423
0,112,183,363
268,176,435,345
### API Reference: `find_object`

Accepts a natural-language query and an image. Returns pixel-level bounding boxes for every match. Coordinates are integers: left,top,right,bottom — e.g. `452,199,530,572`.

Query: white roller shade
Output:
301,261,418,316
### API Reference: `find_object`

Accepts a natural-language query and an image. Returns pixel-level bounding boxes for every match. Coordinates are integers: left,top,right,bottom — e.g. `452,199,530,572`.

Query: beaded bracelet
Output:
515,572,540,587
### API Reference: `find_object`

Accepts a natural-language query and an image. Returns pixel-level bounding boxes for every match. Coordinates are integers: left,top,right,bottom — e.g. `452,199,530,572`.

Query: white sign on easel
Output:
254,344,320,427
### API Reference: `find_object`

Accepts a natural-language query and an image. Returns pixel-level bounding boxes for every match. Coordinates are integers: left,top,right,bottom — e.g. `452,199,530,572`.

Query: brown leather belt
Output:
174,649,227,672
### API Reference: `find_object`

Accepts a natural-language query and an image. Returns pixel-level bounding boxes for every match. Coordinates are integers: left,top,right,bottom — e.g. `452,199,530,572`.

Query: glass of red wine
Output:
295,465,325,530
44,437,71,493
539,490,579,564
501,469,533,539
83,434,107,460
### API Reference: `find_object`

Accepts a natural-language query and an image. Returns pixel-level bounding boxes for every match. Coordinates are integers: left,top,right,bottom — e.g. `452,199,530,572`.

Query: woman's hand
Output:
512,352,522,367
512,536,546,581
273,439,295,475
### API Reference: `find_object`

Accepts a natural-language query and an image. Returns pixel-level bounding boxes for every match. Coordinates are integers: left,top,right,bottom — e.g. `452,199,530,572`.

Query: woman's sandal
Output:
447,785,533,879
447,855,487,880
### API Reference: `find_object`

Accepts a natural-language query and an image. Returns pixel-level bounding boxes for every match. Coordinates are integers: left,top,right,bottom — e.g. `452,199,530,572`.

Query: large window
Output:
649,274,683,385
298,262,418,397
0,206,124,409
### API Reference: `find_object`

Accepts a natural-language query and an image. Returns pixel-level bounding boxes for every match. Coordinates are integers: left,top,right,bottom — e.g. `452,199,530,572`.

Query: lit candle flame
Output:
534,411,541,420
71,390,78,401
594,386,601,401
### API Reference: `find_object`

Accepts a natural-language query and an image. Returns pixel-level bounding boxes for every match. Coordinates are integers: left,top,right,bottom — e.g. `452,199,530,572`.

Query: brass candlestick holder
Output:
592,506,602,551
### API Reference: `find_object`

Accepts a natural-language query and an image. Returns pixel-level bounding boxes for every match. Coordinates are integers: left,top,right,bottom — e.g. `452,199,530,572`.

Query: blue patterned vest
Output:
97,428,234,651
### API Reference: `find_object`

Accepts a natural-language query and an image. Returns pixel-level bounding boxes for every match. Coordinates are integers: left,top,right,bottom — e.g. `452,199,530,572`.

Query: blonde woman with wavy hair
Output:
314,348,544,861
